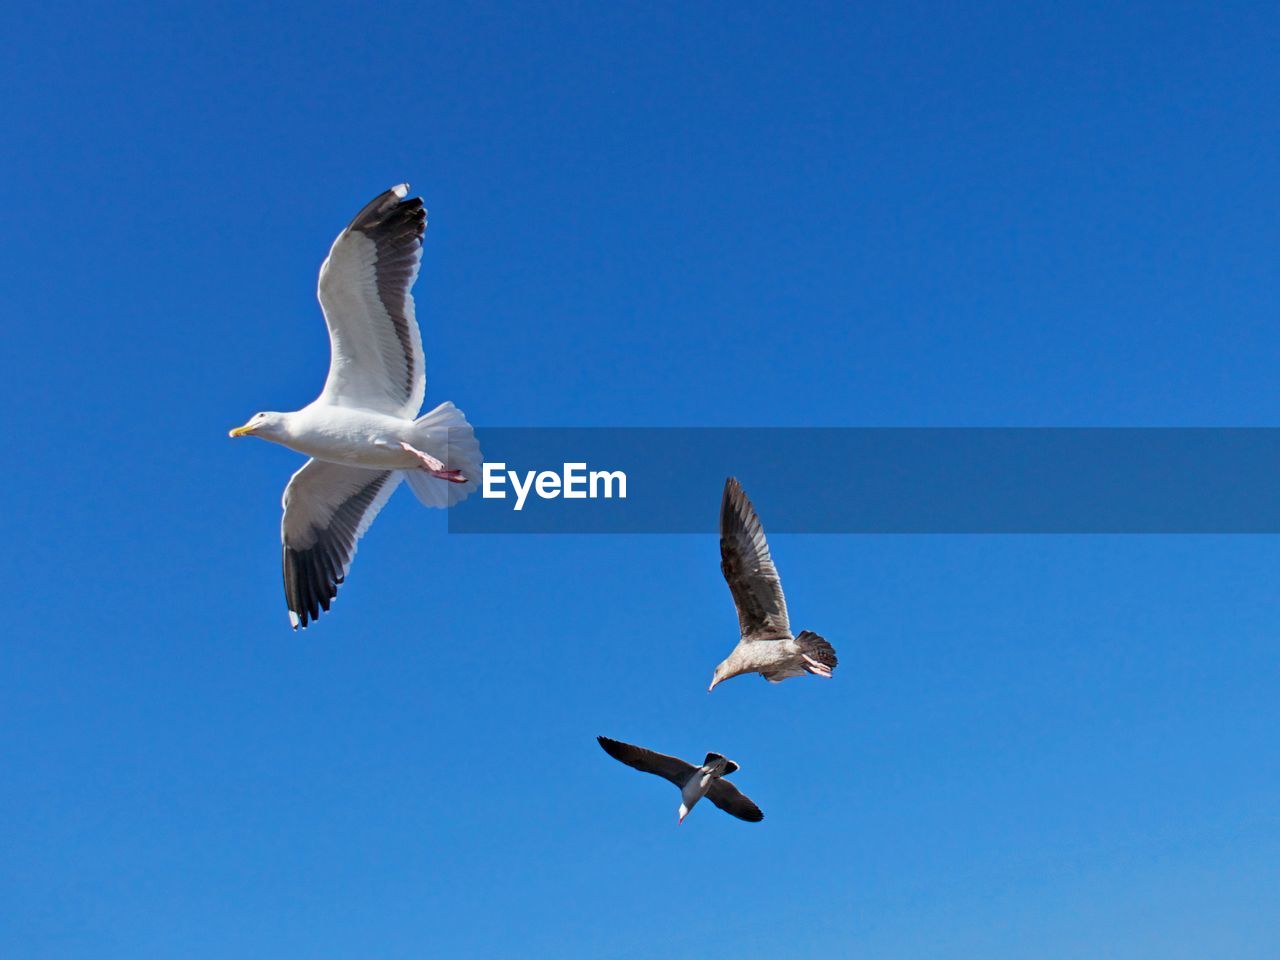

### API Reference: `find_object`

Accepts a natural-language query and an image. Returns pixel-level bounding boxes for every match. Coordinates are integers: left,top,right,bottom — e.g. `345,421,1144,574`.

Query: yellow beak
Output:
229,422,255,438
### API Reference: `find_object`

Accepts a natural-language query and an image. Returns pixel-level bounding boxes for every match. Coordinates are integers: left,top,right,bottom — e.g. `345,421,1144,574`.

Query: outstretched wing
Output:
597,736,696,787
719,477,791,641
281,460,402,629
316,184,427,417
706,778,765,822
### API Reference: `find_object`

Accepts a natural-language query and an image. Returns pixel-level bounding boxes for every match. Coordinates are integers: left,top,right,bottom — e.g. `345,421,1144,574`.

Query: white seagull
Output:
709,477,838,689
230,184,481,629
596,736,764,824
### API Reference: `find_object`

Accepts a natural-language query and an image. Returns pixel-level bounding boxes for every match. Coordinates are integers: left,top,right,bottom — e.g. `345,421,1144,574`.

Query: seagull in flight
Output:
596,736,764,824
709,477,837,689
229,184,481,629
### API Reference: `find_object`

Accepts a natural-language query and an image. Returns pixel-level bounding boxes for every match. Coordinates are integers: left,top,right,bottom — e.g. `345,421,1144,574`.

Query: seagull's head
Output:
708,660,733,693
229,411,285,440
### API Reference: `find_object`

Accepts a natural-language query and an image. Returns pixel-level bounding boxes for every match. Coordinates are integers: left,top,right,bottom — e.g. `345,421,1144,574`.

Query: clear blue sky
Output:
3,2,1279,957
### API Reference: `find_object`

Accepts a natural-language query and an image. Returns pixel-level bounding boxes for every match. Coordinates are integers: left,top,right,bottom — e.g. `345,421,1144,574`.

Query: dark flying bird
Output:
709,477,838,690
597,736,764,824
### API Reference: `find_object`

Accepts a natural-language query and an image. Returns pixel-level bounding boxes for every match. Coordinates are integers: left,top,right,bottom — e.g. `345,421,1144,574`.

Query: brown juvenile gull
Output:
229,184,481,629
596,736,764,824
709,477,838,690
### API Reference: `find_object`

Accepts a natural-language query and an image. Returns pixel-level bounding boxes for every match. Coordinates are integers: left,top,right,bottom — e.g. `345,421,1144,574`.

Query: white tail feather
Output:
400,401,482,508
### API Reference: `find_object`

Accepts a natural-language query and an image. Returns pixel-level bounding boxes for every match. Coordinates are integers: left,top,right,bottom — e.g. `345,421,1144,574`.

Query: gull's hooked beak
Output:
678,804,688,824
228,421,256,438
708,677,721,693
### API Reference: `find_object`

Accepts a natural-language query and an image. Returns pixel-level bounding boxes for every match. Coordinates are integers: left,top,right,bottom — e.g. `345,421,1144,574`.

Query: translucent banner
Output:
445,428,1280,534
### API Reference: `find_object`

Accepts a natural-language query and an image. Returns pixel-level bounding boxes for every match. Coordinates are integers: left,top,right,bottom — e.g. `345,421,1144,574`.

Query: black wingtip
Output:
721,476,753,512
596,736,632,765
720,476,763,544
344,184,423,235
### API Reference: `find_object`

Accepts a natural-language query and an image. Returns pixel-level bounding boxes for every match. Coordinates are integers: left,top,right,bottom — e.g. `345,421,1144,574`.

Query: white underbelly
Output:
738,637,799,672
285,407,423,469
681,774,711,809
297,442,414,469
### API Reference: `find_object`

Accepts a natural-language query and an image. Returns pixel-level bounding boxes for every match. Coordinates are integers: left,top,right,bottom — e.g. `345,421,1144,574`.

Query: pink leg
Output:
802,654,833,678
400,442,467,484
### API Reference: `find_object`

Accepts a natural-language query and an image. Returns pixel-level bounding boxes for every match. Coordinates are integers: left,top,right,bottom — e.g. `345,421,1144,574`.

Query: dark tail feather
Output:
797,630,837,673
704,752,739,776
